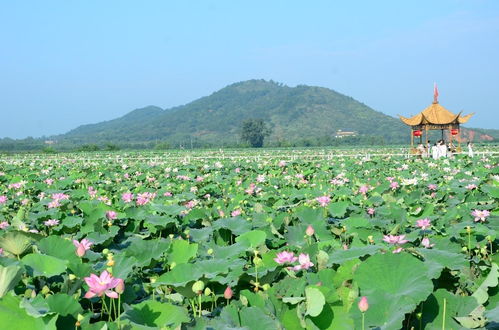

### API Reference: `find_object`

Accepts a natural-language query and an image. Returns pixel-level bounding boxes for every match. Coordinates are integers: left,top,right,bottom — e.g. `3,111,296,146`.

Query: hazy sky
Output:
1,1,498,139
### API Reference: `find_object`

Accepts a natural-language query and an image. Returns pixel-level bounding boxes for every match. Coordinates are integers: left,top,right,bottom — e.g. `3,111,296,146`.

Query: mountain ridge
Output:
43,79,499,147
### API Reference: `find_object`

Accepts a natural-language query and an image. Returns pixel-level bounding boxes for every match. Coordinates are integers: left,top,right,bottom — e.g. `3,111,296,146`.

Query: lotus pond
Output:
0,149,498,329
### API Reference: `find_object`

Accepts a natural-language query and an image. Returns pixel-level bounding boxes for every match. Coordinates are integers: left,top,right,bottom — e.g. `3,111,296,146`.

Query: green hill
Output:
1,79,496,150
61,80,413,146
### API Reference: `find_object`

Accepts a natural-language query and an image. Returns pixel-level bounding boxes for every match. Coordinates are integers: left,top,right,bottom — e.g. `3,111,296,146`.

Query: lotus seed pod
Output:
102,248,109,255
69,274,77,280
77,314,85,322
170,262,177,269
262,284,270,291
204,287,212,296
150,277,157,284
106,267,113,273
207,248,214,255
192,280,205,294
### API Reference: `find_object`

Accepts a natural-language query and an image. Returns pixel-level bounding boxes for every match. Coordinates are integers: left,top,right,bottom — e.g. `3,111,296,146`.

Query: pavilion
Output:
399,85,474,152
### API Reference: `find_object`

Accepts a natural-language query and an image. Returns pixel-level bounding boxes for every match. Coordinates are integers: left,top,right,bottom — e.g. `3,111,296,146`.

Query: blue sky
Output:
1,1,498,138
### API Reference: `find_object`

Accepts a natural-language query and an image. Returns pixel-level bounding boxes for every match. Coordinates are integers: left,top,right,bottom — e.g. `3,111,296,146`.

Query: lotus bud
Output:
115,278,125,294
358,296,369,313
69,274,77,280
305,225,315,237
204,287,212,296
224,286,233,299
41,285,50,295
192,280,205,294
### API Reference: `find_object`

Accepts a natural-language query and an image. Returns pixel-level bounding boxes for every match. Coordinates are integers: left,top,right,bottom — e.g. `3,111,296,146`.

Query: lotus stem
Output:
442,298,446,330
117,294,121,329
361,312,365,330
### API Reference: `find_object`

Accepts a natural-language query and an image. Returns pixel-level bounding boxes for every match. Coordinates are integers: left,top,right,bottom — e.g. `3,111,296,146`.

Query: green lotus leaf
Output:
0,293,57,329
46,293,83,317
328,201,349,218
166,239,198,265
422,289,479,329
0,231,36,257
37,236,80,265
305,286,326,317
0,264,23,298
120,300,189,328
352,252,433,330
22,253,68,277
472,263,498,305
235,230,266,248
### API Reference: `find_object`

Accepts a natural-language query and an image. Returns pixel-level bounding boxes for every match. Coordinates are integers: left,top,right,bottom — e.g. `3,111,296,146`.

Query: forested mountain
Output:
1,79,496,150
61,80,411,146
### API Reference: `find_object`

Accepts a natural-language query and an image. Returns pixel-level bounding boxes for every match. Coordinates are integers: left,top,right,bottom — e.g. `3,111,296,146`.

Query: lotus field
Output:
0,149,498,329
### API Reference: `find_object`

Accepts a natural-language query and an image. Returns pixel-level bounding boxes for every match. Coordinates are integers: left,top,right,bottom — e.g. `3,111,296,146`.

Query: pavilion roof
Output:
399,102,474,126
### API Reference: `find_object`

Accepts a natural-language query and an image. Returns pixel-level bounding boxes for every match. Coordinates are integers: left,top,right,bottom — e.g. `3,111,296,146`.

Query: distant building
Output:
44,140,56,145
335,130,357,138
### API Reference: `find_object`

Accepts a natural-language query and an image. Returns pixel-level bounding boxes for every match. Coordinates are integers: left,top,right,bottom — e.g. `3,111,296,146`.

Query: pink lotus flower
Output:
235,168,241,173
51,193,69,201
421,237,435,248
106,211,117,220
472,209,490,222
316,196,331,207
427,184,437,191
383,235,408,244
121,192,134,203
367,207,375,216
256,175,265,183
231,209,242,217
44,178,54,185
416,218,431,230
278,160,287,167
0,221,9,229
0,196,7,204
218,210,225,217
466,184,477,190
185,200,198,209
392,247,404,254
274,251,298,264
390,181,400,190
292,253,314,270
44,219,59,227
115,278,125,294
84,271,122,299
359,185,369,195
73,238,93,257
358,296,369,312
305,225,315,237
47,199,61,208
163,191,172,197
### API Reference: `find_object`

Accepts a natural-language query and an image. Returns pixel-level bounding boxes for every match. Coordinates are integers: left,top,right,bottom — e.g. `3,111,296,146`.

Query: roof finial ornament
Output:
433,82,439,104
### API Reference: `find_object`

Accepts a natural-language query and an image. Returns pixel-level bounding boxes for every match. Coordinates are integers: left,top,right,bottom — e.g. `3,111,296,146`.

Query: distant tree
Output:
154,141,171,150
240,119,271,148
78,144,100,152
104,143,120,151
